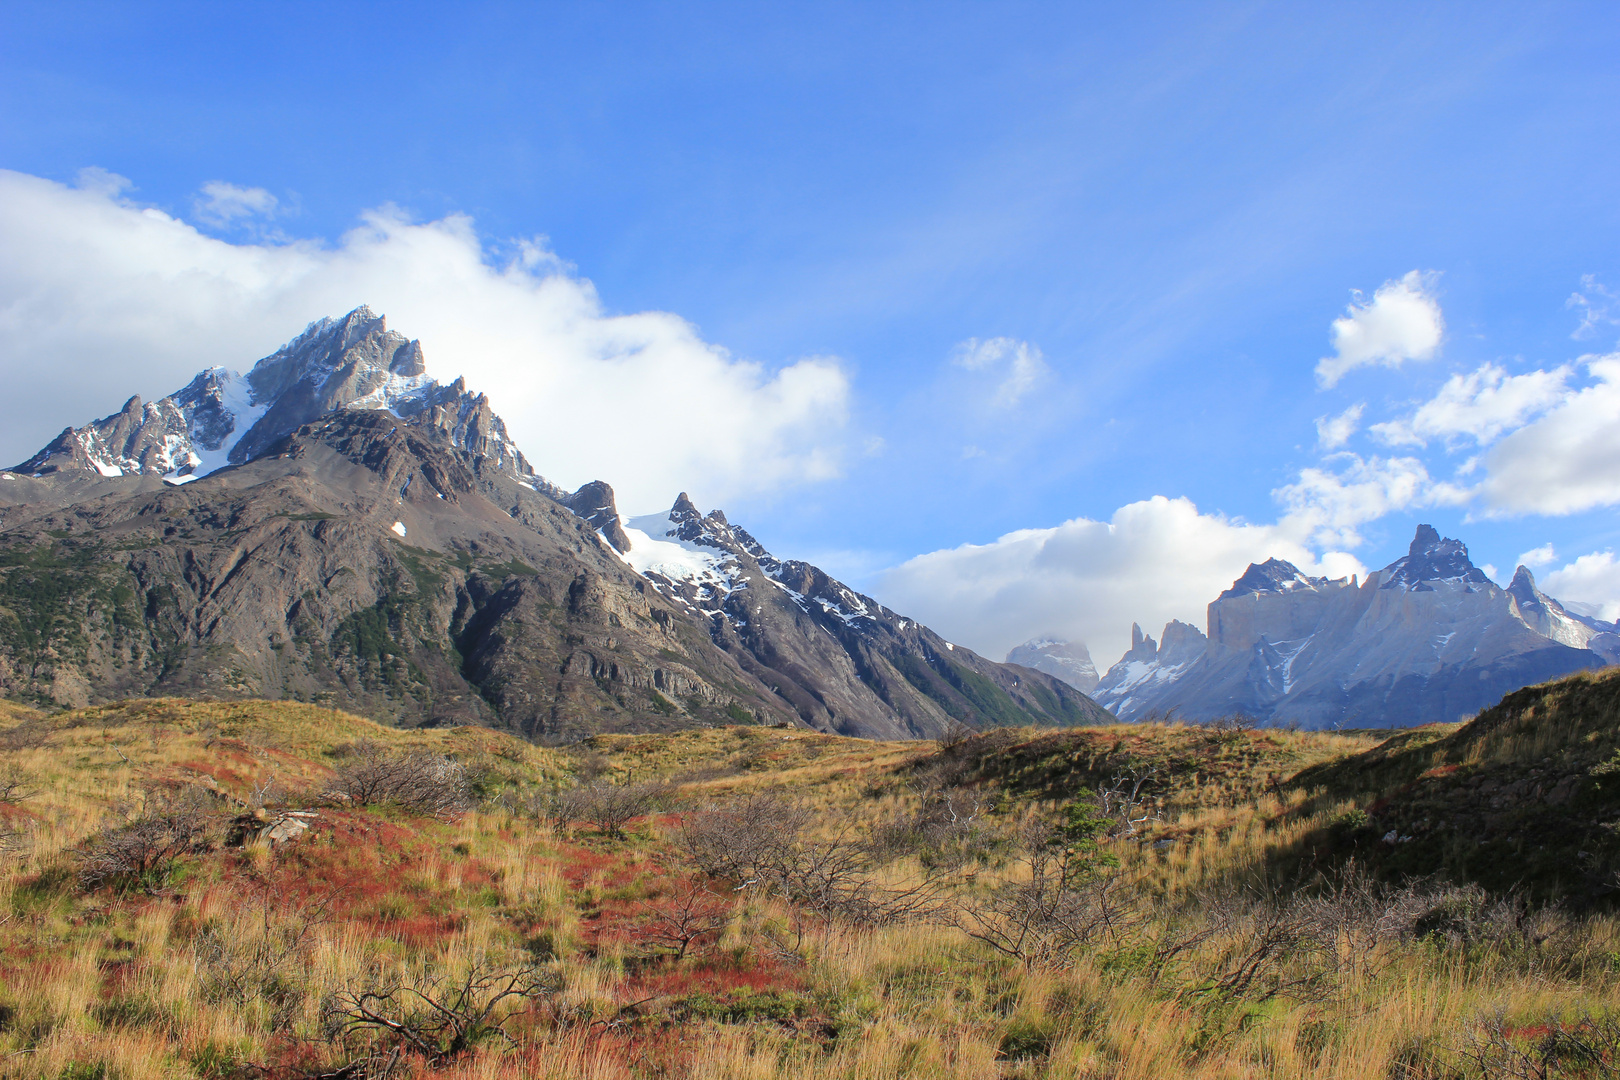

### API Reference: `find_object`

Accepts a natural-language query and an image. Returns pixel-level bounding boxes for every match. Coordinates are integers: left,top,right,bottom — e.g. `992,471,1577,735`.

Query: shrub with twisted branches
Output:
78,784,217,890
330,740,471,817
323,961,558,1064
682,793,943,928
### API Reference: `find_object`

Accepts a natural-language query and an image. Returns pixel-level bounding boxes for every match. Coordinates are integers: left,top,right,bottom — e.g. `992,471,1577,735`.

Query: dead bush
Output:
952,817,1144,968
642,884,731,959
872,784,1000,870
1094,766,1160,839
682,793,943,928
78,784,218,890
194,871,339,1019
329,740,471,817
1457,1010,1620,1079
564,778,674,839
0,762,39,803
323,960,558,1064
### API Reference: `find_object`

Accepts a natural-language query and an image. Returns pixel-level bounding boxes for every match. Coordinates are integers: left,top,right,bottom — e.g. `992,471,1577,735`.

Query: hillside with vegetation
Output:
4,675,1620,1078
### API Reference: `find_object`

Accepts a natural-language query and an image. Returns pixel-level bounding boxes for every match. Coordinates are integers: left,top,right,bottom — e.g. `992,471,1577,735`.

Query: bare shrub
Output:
568,778,674,839
323,961,558,1064
642,885,731,959
78,784,217,890
1170,869,1467,1003
329,740,470,817
1094,765,1160,839
0,762,39,803
1202,714,1255,747
873,784,1000,870
194,871,339,1018
682,793,942,928
1457,1010,1620,1079
934,719,975,755
952,816,1144,968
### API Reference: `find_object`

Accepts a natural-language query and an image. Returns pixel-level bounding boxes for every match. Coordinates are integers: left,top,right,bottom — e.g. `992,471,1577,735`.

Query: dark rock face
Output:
0,408,797,740
0,306,1113,741
1094,525,1614,728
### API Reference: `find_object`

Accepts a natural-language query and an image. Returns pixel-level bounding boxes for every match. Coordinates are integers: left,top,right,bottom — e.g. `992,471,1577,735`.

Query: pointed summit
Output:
1219,557,1335,599
1381,524,1489,590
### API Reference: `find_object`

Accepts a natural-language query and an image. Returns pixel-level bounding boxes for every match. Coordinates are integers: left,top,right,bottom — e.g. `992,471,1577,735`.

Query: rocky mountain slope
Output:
1091,525,1617,727
0,308,1108,740
603,497,1110,737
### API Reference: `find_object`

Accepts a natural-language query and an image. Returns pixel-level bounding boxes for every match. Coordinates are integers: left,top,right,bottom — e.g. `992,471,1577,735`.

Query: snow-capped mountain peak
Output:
1378,524,1491,591
1005,637,1100,693
1092,524,1617,728
13,307,536,487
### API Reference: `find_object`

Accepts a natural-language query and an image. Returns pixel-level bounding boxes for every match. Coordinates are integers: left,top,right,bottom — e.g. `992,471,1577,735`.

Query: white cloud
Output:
1315,270,1445,388
0,168,849,513
1517,543,1557,568
1315,402,1364,449
1274,452,1470,548
1542,551,1620,622
1482,354,1620,516
876,495,1365,669
1568,274,1619,341
193,181,279,226
1370,362,1572,449
951,336,1048,408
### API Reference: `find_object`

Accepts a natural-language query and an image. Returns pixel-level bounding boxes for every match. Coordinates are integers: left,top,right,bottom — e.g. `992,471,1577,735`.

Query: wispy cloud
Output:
1369,362,1572,449
193,181,280,227
1568,274,1620,341
952,336,1048,408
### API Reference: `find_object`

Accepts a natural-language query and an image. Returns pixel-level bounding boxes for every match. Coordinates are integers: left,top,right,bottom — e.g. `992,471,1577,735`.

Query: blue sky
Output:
4,2,1620,664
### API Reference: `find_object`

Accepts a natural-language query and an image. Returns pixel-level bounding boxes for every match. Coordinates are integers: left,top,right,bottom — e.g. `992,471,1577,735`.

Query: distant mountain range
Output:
0,307,1106,740
1007,525,1617,728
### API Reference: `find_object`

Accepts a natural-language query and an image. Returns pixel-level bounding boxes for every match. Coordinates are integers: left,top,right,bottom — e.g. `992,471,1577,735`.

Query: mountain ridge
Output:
1086,524,1616,727
0,307,1109,741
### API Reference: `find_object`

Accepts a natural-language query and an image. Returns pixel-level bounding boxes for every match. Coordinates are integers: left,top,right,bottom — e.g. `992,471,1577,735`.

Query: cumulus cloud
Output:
1542,551,1620,622
951,336,1048,408
1369,363,1572,449
1315,403,1364,449
1517,543,1557,568
1482,354,1620,515
193,181,279,226
1316,271,1445,388
877,495,1365,668
1274,452,1469,548
0,168,849,512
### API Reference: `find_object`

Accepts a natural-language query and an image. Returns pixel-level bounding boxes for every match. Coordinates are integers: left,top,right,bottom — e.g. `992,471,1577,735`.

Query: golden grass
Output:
3,698,1620,1077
